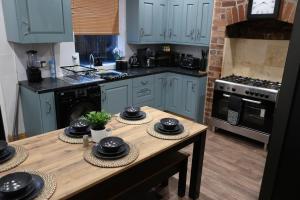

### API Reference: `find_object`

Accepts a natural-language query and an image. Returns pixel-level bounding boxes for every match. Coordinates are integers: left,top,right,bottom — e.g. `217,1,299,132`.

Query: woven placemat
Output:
58,132,92,144
0,145,29,173
84,143,139,168
147,123,190,140
116,113,153,125
22,170,56,200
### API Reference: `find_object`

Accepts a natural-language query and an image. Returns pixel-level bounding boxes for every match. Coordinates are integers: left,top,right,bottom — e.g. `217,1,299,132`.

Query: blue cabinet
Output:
20,87,57,137
139,0,157,42
165,74,183,113
154,73,168,110
181,0,199,43
2,0,73,43
157,0,168,42
195,0,213,45
100,80,133,114
166,0,183,43
132,76,155,107
181,75,207,122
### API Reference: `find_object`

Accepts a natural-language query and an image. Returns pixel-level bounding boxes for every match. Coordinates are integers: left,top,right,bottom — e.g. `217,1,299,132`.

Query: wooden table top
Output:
2,107,207,200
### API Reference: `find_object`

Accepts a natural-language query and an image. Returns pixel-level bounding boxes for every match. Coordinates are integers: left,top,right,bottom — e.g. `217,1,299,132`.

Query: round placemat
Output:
0,145,29,173
22,170,56,200
116,113,153,125
84,143,139,168
147,123,190,140
58,132,92,144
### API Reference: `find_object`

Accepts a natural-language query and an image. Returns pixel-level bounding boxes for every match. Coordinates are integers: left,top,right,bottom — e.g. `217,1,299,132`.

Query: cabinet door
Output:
166,0,183,43
156,0,168,42
101,80,133,114
181,0,198,43
16,0,73,43
154,74,168,110
139,0,156,42
195,0,213,45
181,77,198,119
166,74,183,113
39,92,57,133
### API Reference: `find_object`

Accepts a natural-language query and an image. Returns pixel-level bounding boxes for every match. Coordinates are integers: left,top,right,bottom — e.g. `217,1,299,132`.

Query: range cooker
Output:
211,75,281,149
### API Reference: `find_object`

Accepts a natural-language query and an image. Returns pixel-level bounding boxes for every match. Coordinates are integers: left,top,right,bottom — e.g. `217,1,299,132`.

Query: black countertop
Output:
19,67,207,94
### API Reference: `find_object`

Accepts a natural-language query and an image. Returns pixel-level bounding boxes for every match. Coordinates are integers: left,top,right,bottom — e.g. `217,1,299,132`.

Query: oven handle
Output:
222,94,262,104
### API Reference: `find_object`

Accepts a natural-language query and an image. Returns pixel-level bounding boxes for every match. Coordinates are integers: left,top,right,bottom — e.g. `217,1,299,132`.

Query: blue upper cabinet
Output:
156,0,168,42
195,0,213,45
181,0,199,43
139,0,157,42
2,0,73,43
166,0,183,43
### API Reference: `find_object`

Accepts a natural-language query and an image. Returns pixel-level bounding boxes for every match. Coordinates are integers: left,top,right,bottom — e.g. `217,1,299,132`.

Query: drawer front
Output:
132,76,154,88
133,85,154,104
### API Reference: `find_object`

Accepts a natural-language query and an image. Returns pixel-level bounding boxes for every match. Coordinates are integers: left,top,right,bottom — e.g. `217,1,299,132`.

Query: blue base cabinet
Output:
165,74,183,113
132,76,155,107
154,73,168,110
2,0,73,43
100,80,133,114
20,87,57,137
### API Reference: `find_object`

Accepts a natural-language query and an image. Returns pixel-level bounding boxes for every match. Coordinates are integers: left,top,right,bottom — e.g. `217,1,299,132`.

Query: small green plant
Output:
85,111,111,130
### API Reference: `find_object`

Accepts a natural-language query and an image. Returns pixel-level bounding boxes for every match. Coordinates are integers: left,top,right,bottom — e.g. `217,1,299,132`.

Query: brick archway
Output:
204,0,298,123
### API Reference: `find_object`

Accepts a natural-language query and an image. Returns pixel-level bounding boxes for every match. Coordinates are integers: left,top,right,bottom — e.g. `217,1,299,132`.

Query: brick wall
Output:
204,0,298,123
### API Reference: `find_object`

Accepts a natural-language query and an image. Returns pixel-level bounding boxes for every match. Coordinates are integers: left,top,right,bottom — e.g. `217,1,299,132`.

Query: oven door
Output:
240,98,274,133
212,90,229,121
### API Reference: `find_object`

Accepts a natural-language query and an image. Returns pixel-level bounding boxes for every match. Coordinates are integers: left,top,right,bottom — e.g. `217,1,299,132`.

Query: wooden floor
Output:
157,130,267,200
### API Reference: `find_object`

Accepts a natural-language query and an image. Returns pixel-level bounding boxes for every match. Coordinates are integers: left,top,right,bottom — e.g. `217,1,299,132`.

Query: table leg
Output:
189,131,207,199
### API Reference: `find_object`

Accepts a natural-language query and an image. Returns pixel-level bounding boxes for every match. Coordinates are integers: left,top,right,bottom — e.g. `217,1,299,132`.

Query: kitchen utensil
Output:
0,172,32,195
160,118,179,130
99,137,124,153
124,106,141,116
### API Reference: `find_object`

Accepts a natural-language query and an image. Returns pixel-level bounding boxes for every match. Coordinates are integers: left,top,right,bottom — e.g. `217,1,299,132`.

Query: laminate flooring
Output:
157,130,267,200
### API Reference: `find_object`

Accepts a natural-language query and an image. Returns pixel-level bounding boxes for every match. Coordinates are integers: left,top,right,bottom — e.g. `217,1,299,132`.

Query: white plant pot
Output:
91,128,111,143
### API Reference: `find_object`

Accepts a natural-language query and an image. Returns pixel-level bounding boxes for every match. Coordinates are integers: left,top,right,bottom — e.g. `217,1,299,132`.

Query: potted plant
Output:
85,111,112,143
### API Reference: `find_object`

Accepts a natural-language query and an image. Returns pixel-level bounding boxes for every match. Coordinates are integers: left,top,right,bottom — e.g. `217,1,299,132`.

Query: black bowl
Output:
0,140,8,153
0,172,33,195
160,118,179,130
124,106,141,116
99,137,124,153
70,119,90,132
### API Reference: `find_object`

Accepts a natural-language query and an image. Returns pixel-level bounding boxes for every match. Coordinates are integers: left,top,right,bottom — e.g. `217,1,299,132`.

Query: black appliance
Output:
116,60,128,70
55,85,101,129
180,54,201,69
128,54,139,67
26,50,42,82
137,48,155,68
211,75,281,149
0,108,5,141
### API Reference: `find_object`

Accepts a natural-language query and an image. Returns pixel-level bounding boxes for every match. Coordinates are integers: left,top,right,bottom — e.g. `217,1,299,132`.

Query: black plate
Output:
92,143,129,160
68,127,91,135
0,149,10,159
157,123,180,132
0,146,16,164
0,141,8,152
64,128,91,138
154,123,184,135
96,144,126,156
0,172,32,195
120,111,146,121
0,174,45,200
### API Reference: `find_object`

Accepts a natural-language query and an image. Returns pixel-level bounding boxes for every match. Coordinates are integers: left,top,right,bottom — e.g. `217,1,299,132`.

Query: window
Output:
72,0,119,64
75,35,118,64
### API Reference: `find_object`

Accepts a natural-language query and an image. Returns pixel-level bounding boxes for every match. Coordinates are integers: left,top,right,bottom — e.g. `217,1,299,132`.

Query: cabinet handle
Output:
197,29,200,40
22,20,30,36
163,29,166,40
191,29,195,40
141,80,149,85
102,91,107,102
45,102,51,114
169,29,172,39
141,28,145,37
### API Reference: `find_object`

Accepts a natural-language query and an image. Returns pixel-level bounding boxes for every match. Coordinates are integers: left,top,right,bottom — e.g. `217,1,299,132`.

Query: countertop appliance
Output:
211,75,281,149
55,85,101,129
180,54,201,69
26,50,42,82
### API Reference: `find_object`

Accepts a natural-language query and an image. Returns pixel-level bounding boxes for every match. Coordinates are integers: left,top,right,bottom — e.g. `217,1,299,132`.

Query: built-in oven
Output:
55,85,101,129
212,91,275,134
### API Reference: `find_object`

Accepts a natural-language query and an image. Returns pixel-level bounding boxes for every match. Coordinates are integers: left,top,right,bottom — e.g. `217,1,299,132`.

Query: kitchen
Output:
0,0,299,199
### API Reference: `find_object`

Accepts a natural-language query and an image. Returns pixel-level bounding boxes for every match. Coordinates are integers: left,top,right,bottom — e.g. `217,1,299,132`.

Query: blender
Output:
26,50,42,82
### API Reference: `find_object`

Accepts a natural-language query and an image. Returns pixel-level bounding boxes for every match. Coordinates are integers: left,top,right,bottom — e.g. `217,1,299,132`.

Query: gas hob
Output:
215,75,281,102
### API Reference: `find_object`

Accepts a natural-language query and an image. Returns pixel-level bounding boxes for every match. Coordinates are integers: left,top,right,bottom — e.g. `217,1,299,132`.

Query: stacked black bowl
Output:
92,137,129,160
120,106,146,120
0,141,16,164
154,118,184,135
0,172,44,200
64,119,91,138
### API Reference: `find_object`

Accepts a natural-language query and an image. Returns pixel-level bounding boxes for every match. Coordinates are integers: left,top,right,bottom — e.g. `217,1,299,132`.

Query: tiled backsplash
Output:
222,38,289,82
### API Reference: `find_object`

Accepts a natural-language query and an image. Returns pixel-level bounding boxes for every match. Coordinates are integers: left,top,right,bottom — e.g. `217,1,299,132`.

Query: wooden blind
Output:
72,0,119,35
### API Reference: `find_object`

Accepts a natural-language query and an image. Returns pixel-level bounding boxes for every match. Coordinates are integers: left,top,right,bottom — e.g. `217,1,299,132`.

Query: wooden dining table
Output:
1,107,207,200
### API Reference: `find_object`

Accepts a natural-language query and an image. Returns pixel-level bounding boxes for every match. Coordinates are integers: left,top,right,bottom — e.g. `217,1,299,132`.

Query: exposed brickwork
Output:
204,0,298,124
